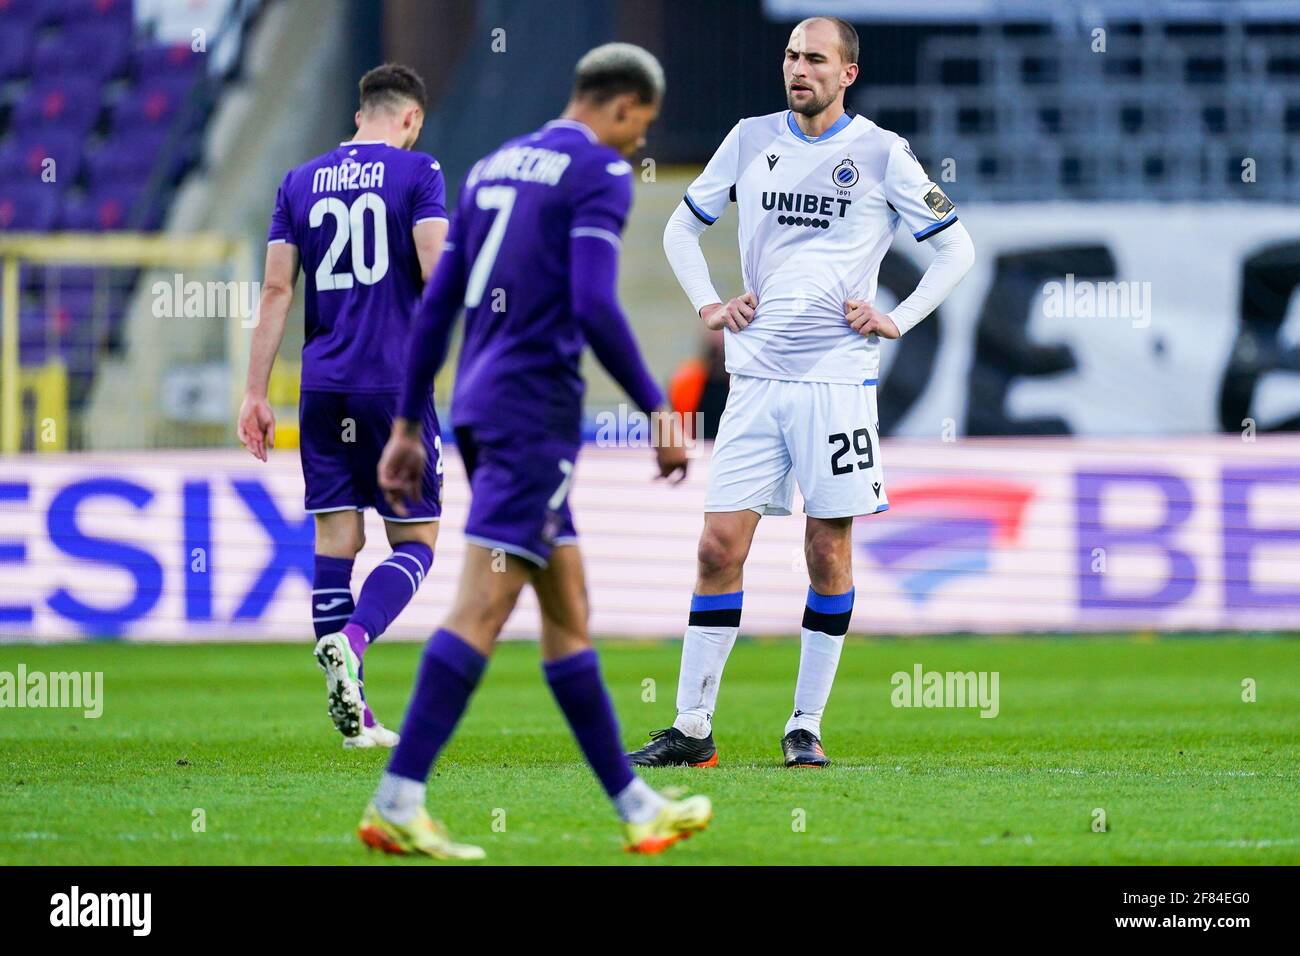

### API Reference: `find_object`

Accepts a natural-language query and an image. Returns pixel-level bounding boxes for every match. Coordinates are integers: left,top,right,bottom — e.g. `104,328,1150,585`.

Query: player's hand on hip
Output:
654,409,689,484
378,423,426,517
844,299,900,339
237,394,276,462
701,292,758,332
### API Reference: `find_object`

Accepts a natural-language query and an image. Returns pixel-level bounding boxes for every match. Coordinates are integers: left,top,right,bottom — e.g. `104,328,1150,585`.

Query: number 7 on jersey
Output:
464,185,517,308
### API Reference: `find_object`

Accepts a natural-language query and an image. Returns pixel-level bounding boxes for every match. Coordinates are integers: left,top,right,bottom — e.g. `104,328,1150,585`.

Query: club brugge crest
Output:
832,158,859,188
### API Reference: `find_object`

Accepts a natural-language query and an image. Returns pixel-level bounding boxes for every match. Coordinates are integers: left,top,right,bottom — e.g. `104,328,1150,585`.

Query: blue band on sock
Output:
542,648,599,682
690,590,744,612
806,586,855,615
425,628,487,685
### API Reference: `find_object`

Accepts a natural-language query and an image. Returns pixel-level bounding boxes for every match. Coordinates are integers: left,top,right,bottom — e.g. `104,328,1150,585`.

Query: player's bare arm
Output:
700,292,758,333
412,218,448,283
238,241,298,461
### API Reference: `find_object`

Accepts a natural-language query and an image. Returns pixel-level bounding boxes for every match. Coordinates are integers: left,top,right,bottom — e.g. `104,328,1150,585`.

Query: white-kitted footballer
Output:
665,105,973,517
633,14,976,773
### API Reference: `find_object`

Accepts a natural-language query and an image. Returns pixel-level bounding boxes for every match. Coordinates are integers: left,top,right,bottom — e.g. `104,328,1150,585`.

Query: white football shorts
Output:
703,373,890,519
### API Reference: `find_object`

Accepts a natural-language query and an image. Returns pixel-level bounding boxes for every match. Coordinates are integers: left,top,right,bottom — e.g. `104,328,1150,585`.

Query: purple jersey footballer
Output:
354,44,712,861
238,64,448,750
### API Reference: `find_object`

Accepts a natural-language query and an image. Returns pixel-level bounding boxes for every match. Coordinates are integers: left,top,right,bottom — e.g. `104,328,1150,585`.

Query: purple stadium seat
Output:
31,21,132,80
3,0,243,419
47,0,133,28
60,188,132,231
133,42,205,82
22,266,100,295
19,308,54,365
0,130,84,184
0,0,54,27
19,292,105,379
49,290,102,366
61,182,162,231
86,126,199,187
0,184,61,230
112,77,199,132
40,294,88,345
11,78,104,134
0,25,34,80
88,131,159,180
19,306,57,338
21,268,131,359
41,286,96,316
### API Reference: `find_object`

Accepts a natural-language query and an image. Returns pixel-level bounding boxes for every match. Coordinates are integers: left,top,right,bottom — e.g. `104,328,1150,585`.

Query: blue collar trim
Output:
786,110,852,143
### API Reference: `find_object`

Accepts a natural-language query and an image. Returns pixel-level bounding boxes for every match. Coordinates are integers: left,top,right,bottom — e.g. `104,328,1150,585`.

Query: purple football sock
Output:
350,542,433,644
311,554,355,639
341,622,369,659
387,628,487,782
543,649,635,800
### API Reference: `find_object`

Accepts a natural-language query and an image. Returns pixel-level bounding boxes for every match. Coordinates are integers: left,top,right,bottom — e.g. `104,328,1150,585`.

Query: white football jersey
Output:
685,110,958,384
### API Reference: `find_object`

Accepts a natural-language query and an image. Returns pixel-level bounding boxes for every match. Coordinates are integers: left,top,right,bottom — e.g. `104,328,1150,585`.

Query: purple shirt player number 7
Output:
268,140,448,519
398,118,665,565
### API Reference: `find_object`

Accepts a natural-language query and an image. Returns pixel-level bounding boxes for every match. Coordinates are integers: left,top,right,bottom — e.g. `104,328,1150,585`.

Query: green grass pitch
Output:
1,636,1296,865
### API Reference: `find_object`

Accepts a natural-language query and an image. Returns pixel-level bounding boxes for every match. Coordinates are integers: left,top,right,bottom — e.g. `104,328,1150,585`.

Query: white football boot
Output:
313,633,364,741
343,721,400,749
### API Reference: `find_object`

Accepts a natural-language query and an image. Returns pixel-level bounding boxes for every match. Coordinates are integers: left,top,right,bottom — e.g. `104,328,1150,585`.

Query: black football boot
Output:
781,728,830,768
627,728,718,767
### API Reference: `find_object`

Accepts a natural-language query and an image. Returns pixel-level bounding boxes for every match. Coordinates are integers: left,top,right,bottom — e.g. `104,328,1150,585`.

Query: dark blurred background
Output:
2,0,1299,451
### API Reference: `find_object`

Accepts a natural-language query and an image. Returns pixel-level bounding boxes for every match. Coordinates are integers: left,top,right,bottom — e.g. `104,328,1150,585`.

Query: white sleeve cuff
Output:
663,202,722,315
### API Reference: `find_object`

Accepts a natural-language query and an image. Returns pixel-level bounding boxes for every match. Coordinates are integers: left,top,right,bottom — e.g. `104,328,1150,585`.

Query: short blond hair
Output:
573,42,666,104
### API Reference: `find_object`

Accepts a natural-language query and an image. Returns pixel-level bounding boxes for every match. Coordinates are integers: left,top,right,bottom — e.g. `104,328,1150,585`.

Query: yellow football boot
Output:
357,803,485,861
623,793,713,854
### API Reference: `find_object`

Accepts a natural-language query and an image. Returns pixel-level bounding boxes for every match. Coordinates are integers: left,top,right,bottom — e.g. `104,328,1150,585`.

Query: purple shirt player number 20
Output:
268,140,448,519
398,119,665,565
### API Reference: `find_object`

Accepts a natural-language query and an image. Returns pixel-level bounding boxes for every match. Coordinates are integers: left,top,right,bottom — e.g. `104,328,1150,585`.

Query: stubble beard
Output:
786,86,836,118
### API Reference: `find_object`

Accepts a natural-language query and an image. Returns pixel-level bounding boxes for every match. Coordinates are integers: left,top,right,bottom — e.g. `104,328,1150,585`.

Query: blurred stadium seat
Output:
0,0,265,450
